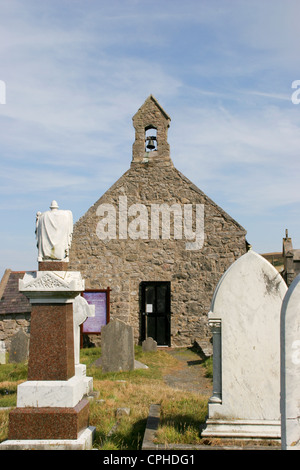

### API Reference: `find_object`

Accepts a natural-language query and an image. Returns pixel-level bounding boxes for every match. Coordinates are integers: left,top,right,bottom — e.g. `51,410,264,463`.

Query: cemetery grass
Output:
0,347,211,449
82,346,211,449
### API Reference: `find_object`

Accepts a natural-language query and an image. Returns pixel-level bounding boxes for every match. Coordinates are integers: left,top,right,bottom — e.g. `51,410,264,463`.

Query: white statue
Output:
36,200,73,262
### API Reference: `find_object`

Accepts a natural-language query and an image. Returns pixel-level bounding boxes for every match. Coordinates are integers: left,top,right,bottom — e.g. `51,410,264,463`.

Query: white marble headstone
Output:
0,340,6,364
73,294,95,365
203,249,287,439
280,274,300,450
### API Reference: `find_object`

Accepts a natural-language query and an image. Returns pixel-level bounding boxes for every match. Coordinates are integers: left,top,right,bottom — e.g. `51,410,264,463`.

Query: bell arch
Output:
132,95,172,165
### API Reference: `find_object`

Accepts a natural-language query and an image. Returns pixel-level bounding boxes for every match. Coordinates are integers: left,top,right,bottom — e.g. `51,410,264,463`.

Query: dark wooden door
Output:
140,281,171,346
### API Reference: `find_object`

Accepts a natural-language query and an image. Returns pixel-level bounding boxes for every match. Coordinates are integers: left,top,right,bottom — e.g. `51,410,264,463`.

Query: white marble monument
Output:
280,274,300,450
202,249,287,440
0,201,95,450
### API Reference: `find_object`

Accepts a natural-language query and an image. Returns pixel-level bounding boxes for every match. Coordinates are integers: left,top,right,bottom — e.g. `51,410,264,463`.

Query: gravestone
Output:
202,249,287,440
101,319,135,372
142,337,157,352
8,330,29,363
280,273,300,450
73,294,95,396
0,340,6,364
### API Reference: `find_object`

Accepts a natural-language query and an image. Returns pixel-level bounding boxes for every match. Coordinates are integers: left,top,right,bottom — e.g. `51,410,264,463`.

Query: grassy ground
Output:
0,346,211,449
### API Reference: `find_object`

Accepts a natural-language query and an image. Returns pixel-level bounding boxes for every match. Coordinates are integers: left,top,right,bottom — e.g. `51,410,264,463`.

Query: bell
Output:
146,137,156,150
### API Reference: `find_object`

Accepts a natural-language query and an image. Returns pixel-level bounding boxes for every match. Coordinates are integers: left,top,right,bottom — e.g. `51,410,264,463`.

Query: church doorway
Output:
140,281,171,346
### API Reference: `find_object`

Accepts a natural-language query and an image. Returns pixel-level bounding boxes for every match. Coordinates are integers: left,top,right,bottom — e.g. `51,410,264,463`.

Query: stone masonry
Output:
69,96,247,349
0,270,31,351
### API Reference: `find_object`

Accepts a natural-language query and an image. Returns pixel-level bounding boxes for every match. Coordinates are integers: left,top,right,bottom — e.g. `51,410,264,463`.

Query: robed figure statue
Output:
35,200,73,262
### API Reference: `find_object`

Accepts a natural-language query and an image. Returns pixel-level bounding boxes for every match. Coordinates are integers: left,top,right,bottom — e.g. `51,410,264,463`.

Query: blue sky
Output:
1,0,300,277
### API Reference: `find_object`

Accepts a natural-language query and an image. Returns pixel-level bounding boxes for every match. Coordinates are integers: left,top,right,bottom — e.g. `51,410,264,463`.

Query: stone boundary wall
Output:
0,314,31,351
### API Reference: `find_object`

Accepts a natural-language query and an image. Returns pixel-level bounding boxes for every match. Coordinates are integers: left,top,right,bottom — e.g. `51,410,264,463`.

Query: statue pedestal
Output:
0,269,95,450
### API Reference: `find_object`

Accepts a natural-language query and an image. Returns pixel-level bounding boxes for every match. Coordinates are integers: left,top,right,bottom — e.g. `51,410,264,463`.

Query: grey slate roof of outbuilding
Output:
0,269,32,315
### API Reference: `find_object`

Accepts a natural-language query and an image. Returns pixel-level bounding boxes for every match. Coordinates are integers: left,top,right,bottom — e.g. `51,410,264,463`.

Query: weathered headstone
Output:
202,249,287,440
101,319,135,372
142,337,157,352
8,330,29,363
280,273,300,450
0,340,6,364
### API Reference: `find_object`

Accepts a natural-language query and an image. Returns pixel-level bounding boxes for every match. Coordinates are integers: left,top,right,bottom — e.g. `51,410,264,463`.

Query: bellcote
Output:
132,95,172,166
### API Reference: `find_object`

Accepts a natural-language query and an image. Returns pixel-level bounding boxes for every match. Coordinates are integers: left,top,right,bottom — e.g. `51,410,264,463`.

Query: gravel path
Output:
163,348,213,396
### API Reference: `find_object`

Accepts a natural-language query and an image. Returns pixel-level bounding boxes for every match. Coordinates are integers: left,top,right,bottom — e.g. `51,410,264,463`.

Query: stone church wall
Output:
69,96,247,350
69,160,246,349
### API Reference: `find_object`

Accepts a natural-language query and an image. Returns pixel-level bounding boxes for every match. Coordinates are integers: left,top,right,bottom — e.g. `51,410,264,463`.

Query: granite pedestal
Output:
0,268,95,450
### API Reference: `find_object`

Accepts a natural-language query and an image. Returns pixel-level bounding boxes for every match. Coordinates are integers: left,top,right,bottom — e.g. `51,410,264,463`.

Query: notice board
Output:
81,288,110,335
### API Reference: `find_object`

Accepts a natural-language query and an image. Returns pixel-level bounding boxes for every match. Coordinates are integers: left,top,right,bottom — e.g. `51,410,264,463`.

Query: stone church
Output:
69,95,247,351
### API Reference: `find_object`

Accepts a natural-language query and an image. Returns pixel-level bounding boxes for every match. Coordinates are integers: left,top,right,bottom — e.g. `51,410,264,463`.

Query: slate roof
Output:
0,269,32,315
